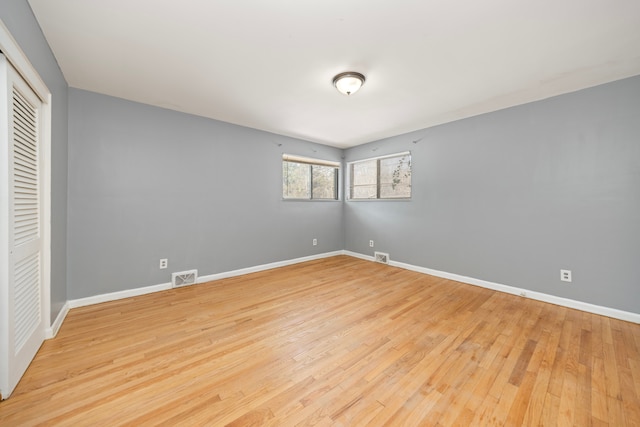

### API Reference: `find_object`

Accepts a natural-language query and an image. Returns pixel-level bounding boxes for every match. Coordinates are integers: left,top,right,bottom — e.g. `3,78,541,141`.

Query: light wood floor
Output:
1,256,639,426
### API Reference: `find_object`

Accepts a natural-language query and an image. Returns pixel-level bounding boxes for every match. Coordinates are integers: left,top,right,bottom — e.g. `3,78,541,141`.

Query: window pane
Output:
350,160,377,199
379,155,411,198
312,165,337,199
282,161,310,199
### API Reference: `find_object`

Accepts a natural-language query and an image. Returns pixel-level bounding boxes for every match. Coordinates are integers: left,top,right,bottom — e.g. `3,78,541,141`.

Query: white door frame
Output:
0,18,52,399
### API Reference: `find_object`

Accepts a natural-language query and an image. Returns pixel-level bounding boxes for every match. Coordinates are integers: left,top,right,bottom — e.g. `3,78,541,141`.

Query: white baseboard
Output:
46,302,69,338
58,250,639,332
344,251,640,324
197,250,344,284
343,250,374,262
67,251,345,310
68,282,173,309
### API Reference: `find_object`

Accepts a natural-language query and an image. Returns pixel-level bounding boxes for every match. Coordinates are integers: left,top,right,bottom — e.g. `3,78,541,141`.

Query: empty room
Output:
1,0,639,425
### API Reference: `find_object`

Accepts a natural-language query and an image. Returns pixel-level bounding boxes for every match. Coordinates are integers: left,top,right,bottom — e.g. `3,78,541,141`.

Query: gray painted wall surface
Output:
344,75,640,313
1,0,69,322
67,89,343,299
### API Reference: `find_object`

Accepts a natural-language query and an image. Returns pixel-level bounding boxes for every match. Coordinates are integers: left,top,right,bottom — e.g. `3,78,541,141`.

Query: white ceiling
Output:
28,0,640,148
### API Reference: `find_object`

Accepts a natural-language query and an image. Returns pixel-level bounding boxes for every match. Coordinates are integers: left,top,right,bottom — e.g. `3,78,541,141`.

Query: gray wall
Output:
1,0,69,322
345,75,640,313
67,89,344,299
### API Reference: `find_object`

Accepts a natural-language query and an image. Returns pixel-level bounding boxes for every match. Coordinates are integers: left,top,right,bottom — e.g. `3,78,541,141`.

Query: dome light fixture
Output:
333,71,365,96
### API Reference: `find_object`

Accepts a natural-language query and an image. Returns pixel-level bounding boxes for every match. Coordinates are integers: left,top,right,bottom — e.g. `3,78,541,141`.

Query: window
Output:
282,154,339,200
349,152,411,200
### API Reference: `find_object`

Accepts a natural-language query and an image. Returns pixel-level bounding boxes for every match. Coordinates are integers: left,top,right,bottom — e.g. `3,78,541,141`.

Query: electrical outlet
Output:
159,259,168,269
312,238,317,246
369,240,374,247
560,269,572,282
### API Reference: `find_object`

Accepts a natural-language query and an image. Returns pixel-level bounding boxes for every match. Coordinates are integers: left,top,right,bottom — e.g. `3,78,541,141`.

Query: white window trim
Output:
349,151,411,164
347,151,412,201
282,154,340,168
282,154,341,201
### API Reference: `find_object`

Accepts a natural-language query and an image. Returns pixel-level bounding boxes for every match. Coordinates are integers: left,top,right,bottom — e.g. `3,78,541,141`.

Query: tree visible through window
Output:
282,155,339,200
349,152,411,199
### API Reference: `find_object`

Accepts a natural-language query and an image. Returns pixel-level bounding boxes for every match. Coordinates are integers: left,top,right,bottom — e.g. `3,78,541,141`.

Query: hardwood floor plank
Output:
631,358,640,402
557,312,582,426
592,356,610,422
0,255,639,426
541,392,561,426
505,368,537,426
575,363,593,427
508,338,537,387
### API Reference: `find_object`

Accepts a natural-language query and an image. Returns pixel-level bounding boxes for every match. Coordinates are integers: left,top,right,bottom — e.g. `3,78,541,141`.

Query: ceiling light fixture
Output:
333,72,365,96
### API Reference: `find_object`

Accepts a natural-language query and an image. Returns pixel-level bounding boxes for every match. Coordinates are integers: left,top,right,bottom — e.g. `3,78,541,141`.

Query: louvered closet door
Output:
0,54,45,399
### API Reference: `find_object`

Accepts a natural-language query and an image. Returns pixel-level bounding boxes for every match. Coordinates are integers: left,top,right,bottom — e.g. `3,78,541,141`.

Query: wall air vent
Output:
171,269,198,288
374,252,389,264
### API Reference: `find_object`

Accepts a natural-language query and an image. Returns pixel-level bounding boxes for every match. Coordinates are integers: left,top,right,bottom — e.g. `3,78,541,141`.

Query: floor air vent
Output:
374,252,389,264
172,269,198,288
